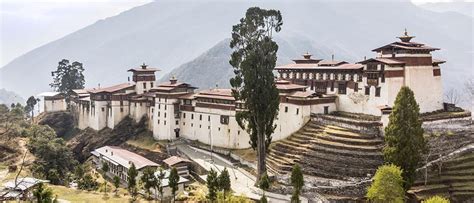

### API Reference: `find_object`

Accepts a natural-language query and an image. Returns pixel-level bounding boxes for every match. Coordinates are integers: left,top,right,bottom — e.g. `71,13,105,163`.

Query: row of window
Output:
182,113,229,124
281,72,363,82
181,122,240,134
284,106,300,115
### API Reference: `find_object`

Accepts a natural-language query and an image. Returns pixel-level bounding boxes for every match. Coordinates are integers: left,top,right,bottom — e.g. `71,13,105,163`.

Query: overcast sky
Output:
0,0,469,67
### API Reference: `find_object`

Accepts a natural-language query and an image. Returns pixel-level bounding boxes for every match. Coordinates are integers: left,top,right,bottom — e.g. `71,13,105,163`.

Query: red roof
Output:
372,41,439,52
358,58,405,65
275,63,363,70
89,83,134,94
196,89,235,100
163,156,191,166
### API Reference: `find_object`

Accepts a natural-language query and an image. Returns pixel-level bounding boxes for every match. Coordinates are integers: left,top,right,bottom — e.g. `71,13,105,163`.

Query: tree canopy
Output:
50,59,85,105
367,164,405,203
229,6,283,180
383,86,426,189
26,124,77,185
140,167,156,199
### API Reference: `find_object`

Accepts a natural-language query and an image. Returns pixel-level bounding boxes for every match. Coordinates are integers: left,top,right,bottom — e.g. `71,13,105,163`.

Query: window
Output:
151,82,154,87
208,126,210,129
120,107,123,112
158,112,160,117
338,83,347,94
102,107,105,112
183,122,186,126
164,113,167,118
330,82,334,91
358,74,363,82
134,103,137,107
191,123,193,127
381,74,385,83
208,116,211,121
183,113,186,118
176,120,179,125
365,87,370,95
354,83,359,92
296,108,299,115
199,114,202,121
140,103,142,106
285,106,288,113
143,83,146,89
165,105,167,110
238,130,240,135
375,87,381,97
220,115,229,124
199,125,201,128
164,121,166,125
191,114,194,120
158,104,160,109
158,120,160,124
120,101,123,106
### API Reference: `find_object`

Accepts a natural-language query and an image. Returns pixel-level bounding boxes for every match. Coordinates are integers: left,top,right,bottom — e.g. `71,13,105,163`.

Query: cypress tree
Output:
229,6,283,181
383,86,426,190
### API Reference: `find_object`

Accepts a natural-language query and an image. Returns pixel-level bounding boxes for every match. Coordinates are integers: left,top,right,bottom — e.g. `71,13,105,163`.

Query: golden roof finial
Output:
398,28,415,42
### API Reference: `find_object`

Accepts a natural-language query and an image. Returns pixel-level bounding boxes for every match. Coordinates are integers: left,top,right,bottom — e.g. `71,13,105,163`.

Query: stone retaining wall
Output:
311,114,382,136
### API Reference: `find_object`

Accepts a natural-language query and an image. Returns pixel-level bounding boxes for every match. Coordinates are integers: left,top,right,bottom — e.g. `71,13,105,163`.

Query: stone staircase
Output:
266,120,384,180
409,150,474,202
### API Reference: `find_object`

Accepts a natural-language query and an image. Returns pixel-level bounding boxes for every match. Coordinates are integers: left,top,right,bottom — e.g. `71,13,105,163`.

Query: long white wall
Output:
44,99,67,112
153,98,180,140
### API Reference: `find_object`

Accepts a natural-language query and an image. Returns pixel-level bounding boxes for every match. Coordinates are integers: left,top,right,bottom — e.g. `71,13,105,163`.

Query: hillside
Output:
1,0,472,104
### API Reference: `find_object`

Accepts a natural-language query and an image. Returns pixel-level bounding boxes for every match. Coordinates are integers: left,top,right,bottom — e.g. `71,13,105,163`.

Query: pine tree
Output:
206,168,218,202
383,86,426,190
50,59,85,106
33,182,54,202
229,7,283,181
127,163,138,200
218,167,231,199
140,167,156,199
26,96,37,122
168,167,180,202
113,176,120,196
156,168,165,202
367,164,405,203
290,164,304,203
101,162,109,194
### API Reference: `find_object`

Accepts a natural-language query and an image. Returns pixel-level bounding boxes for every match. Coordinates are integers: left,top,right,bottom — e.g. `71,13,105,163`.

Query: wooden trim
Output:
195,102,235,111
384,70,404,78
433,69,441,76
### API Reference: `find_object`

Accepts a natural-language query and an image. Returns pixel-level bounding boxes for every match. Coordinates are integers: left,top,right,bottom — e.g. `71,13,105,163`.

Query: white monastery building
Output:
43,31,447,149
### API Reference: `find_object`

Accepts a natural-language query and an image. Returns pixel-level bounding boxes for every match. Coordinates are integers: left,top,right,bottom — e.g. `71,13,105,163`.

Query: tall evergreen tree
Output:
206,168,218,202
383,86,426,190
113,176,120,196
156,168,165,202
33,182,54,203
290,164,304,203
168,167,180,202
218,167,231,199
101,162,109,194
127,163,138,200
26,96,37,122
229,7,283,181
50,59,85,106
140,167,156,199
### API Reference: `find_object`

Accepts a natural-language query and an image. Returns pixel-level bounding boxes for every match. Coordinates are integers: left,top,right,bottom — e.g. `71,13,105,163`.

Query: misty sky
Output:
0,0,468,67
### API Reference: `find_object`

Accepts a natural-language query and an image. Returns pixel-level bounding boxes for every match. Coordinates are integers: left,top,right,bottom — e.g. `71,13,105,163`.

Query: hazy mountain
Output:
0,88,25,106
420,2,474,17
1,0,472,101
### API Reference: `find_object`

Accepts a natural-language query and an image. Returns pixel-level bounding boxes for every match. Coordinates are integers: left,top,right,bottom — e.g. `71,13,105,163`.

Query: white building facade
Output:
70,32,447,149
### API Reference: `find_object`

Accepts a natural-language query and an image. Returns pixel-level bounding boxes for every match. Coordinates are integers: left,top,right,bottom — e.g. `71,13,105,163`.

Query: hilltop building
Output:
51,31,446,149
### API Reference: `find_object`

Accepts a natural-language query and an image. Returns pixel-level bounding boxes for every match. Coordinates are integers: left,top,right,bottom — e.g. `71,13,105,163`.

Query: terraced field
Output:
410,149,474,202
267,121,384,179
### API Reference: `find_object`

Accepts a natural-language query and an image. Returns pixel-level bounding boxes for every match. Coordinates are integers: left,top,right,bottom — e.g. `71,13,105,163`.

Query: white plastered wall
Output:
404,65,443,113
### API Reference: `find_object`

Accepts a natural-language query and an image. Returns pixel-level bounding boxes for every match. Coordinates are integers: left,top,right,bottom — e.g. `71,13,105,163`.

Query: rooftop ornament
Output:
141,62,147,69
397,28,415,42
303,52,312,59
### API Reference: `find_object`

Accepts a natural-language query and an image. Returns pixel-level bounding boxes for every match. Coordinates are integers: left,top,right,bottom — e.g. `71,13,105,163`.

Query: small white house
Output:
37,92,67,113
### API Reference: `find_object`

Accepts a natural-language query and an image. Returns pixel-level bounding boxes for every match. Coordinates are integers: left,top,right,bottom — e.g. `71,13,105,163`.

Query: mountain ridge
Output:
1,0,472,104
